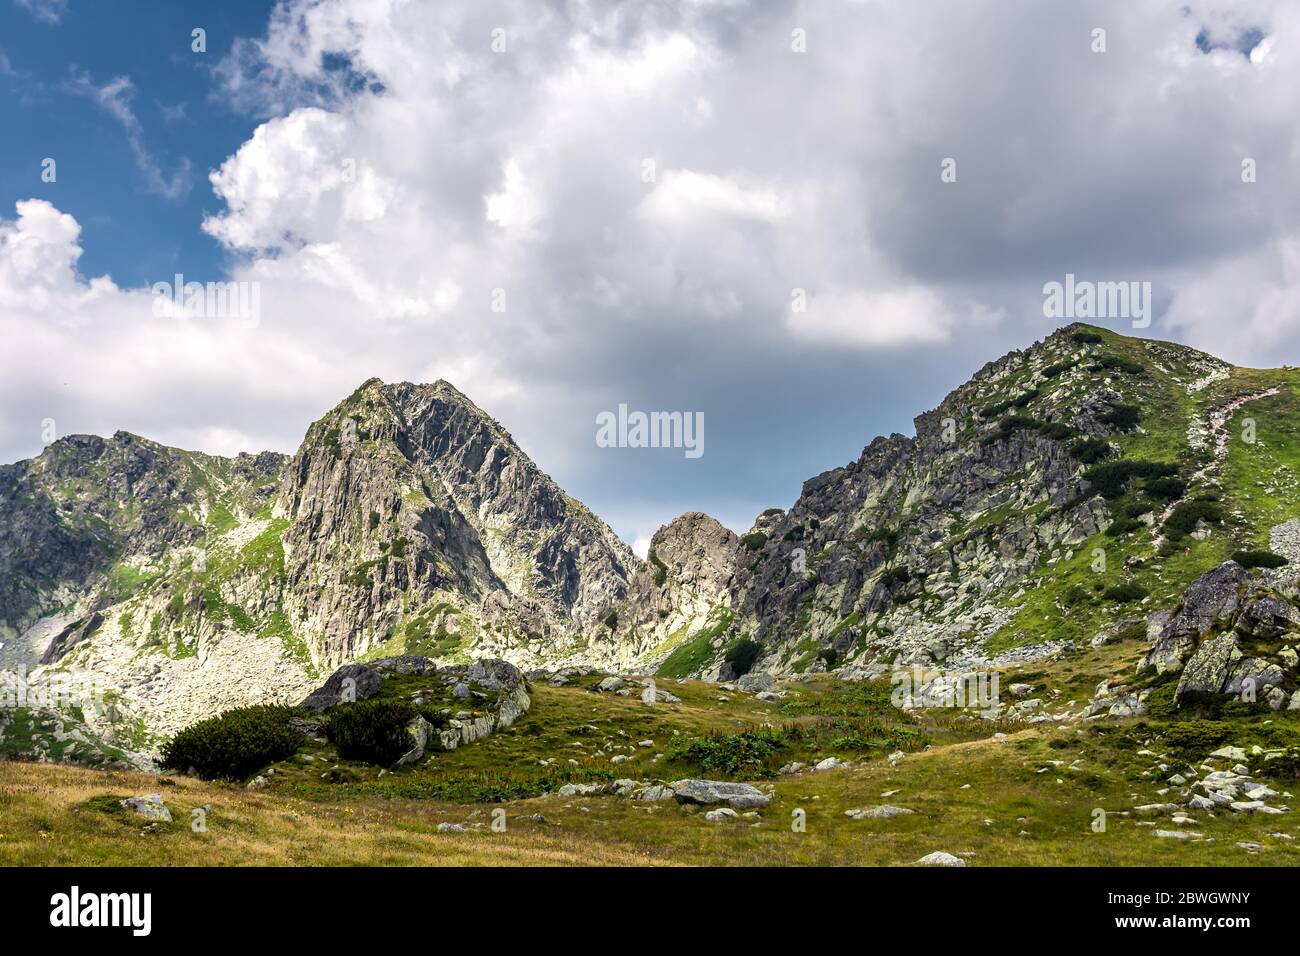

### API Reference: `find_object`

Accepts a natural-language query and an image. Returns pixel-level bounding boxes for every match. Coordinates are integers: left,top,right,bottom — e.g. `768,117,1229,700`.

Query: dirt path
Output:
1151,387,1279,549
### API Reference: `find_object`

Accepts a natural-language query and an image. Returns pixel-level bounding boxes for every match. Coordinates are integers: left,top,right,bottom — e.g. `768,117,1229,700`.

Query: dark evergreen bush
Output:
1068,437,1113,464
1103,582,1149,603
1164,499,1223,538
1041,360,1076,378
1161,720,1229,758
1038,421,1075,440
1098,403,1142,431
1231,550,1289,569
325,699,422,765
1142,476,1186,501
648,549,669,586
161,705,303,781
1083,459,1177,498
1091,354,1145,375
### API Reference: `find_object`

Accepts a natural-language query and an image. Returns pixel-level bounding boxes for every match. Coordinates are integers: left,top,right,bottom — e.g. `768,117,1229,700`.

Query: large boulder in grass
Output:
300,663,385,710
737,672,775,693
1235,595,1300,640
121,794,172,823
1174,634,1242,698
1140,562,1250,675
670,779,771,809
301,656,524,711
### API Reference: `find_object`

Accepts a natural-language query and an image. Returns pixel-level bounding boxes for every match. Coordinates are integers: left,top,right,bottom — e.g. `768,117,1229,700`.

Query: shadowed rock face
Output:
0,378,638,741
1141,562,1251,675
6,323,1300,754
1135,561,1300,707
602,512,742,669
0,431,285,648
276,378,637,668
718,327,1121,675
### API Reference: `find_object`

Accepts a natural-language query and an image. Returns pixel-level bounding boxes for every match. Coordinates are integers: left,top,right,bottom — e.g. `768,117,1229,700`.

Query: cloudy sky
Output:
2,0,1299,555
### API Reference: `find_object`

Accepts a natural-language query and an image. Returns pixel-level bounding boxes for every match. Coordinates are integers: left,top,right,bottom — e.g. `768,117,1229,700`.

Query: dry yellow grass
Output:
5,722,1299,867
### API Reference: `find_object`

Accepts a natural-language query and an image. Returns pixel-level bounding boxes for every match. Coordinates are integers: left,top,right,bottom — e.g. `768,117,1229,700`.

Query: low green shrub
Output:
1264,748,1300,780
1083,459,1178,498
1232,550,1289,569
1104,582,1149,603
648,549,669,586
1105,515,1141,538
1038,421,1076,440
1098,403,1142,431
1161,720,1230,758
1143,683,1179,719
1143,476,1186,501
979,389,1039,419
1068,437,1113,464
1091,354,1145,375
1164,499,1224,538
325,699,429,766
161,705,303,781
668,730,786,777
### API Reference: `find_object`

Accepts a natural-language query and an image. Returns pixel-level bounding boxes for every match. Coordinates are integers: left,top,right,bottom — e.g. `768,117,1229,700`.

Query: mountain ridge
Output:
5,323,1300,756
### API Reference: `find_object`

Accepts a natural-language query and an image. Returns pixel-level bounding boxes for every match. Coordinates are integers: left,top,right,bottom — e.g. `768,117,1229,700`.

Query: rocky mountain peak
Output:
274,376,637,670
5,323,1297,748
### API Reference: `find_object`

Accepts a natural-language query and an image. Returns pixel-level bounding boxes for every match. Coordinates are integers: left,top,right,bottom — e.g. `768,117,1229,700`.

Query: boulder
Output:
121,794,172,823
557,783,603,796
1175,634,1242,699
1235,595,1300,640
466,659,522,690
300,663,385,710
845,805,915,820
395,715,432,766
1225,658,1285,696
670,779,772,809
1140,562,1250,675
635,785,675,802
914,851,966,867
737,672,775,693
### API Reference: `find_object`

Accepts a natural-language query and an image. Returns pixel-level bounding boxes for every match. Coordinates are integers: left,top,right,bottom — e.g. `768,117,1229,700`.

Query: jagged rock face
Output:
5,321,1300,755
1140,562,1251,674
728,327,1118,674
1138,561,1300,706
0,380,634,747
276,378,637,669
600,512,742,668
0,432,283,651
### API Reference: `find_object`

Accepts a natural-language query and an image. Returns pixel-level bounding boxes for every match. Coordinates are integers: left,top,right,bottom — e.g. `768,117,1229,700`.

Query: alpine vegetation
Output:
5,324,1300,873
